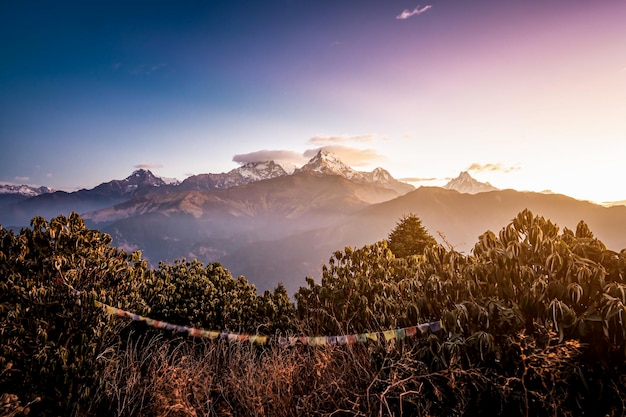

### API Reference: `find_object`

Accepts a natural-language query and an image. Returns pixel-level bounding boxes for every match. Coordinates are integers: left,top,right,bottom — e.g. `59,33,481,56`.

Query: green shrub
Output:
0,214,149,416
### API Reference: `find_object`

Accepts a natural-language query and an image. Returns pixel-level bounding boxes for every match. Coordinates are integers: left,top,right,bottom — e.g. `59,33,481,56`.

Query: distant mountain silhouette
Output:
443,171,498,194
220,187,626,293
0,170,170,227
88,180,626,294
0,150,413,228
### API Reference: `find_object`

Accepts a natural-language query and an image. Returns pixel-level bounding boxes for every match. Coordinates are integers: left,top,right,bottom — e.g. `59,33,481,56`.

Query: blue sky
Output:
1,0,625,202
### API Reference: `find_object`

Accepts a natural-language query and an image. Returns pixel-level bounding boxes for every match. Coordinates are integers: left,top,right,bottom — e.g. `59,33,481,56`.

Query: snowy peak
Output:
296,150,361,180
90,169,168,198
180,160,288,191
236,161,288,182
443,171,498,194
125,169,167,187
295,150,413,194
0,184,55,197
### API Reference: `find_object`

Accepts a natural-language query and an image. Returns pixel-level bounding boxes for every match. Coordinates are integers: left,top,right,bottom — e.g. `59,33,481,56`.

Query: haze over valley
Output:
3,150,625,294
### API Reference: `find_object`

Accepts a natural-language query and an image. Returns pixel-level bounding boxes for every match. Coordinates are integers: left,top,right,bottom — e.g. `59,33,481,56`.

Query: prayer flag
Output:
366,333,378,342
383,330,396,341
405,326,417,337
395,328,406,340
429,321,441,332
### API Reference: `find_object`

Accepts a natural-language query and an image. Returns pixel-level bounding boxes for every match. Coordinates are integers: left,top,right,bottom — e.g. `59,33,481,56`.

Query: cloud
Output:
303,145,384,167
234,146,384,169
307,134,376,145
467,162,520,173
130,63,167,76
396,5,432,20
400,176,439,182
14,176,30,182
233,150,308,166
134,163,164,170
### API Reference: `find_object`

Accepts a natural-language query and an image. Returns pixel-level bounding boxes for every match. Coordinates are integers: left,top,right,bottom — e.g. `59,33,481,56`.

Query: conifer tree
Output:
387,213,437,258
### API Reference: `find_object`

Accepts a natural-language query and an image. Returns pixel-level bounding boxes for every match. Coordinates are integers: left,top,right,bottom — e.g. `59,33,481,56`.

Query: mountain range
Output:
2,150,626,294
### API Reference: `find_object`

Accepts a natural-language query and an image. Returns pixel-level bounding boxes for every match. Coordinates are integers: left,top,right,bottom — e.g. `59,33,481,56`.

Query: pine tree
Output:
387,213,437,258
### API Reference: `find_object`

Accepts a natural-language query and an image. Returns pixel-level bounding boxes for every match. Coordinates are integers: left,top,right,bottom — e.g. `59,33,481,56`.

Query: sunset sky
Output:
1,0,625,203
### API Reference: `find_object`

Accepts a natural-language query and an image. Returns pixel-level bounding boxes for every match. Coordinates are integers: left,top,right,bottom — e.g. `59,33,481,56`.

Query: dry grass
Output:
93,329,626,417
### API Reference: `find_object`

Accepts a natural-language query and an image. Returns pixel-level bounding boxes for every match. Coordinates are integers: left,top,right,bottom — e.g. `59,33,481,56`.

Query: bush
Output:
0,214,149,416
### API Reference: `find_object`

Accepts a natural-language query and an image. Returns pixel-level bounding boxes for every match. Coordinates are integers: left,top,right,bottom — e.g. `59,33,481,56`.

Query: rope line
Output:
70,287,442,346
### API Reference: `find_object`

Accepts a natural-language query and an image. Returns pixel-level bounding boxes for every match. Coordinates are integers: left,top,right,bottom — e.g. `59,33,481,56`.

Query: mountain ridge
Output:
0,150,413,227
443,171,498,194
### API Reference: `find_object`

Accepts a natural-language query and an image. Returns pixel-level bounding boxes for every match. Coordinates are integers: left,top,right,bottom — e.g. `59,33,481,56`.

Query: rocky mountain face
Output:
443,171,498,194
0,170,171,227
0,184,55,209
179,161,288,191
0,184,55,197
0,151,413,228
297,150,414,194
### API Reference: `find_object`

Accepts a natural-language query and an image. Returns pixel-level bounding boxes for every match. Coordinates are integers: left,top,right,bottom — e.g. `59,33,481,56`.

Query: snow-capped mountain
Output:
0,184,56,210
296,150,414,194
0,184,55,197
90,169,168,197
296,149,361,180
180,161,288,191
443,171,498,194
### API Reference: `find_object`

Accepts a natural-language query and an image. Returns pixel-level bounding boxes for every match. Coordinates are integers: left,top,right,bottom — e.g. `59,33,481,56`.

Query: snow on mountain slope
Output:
0,184,55,197
443,171,498,194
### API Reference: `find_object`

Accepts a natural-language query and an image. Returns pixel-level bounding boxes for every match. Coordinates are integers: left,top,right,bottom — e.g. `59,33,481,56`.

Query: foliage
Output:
295,208,626,415
295,241,423,334
0,214,149,416
387,213,437,258
140,259,296,334
142,259,255,332
3,209,626,416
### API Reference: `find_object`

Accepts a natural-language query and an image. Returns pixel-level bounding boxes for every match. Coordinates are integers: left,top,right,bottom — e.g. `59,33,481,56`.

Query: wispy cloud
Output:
233,150,307,166
400,176,439,182
396,5,432,20
130,63,167,76
14,176,30,183
135,163,164,170
307,134,376,145
303,145,383,167
467,162,520,173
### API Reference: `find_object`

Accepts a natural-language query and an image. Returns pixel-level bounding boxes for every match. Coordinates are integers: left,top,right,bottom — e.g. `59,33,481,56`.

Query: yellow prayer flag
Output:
365,333,378,342
383,330,396,341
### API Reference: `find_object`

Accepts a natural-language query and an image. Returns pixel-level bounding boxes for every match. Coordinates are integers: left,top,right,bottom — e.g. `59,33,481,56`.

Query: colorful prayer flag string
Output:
70,285,442,346
93,298,442,346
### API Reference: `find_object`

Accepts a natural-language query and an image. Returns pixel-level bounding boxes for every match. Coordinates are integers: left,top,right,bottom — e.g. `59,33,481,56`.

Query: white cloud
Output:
134,163,164,170
233,150,308,166
14,176,30,182
396,5,432,20
307,134,376,145
467,162,520,173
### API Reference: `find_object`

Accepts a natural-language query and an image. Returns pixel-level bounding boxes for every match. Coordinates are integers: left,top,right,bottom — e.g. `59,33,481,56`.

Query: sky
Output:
1,0,625,203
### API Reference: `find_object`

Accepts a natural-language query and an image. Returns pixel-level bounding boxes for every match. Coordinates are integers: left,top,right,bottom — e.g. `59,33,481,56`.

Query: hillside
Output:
92,184,626,294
